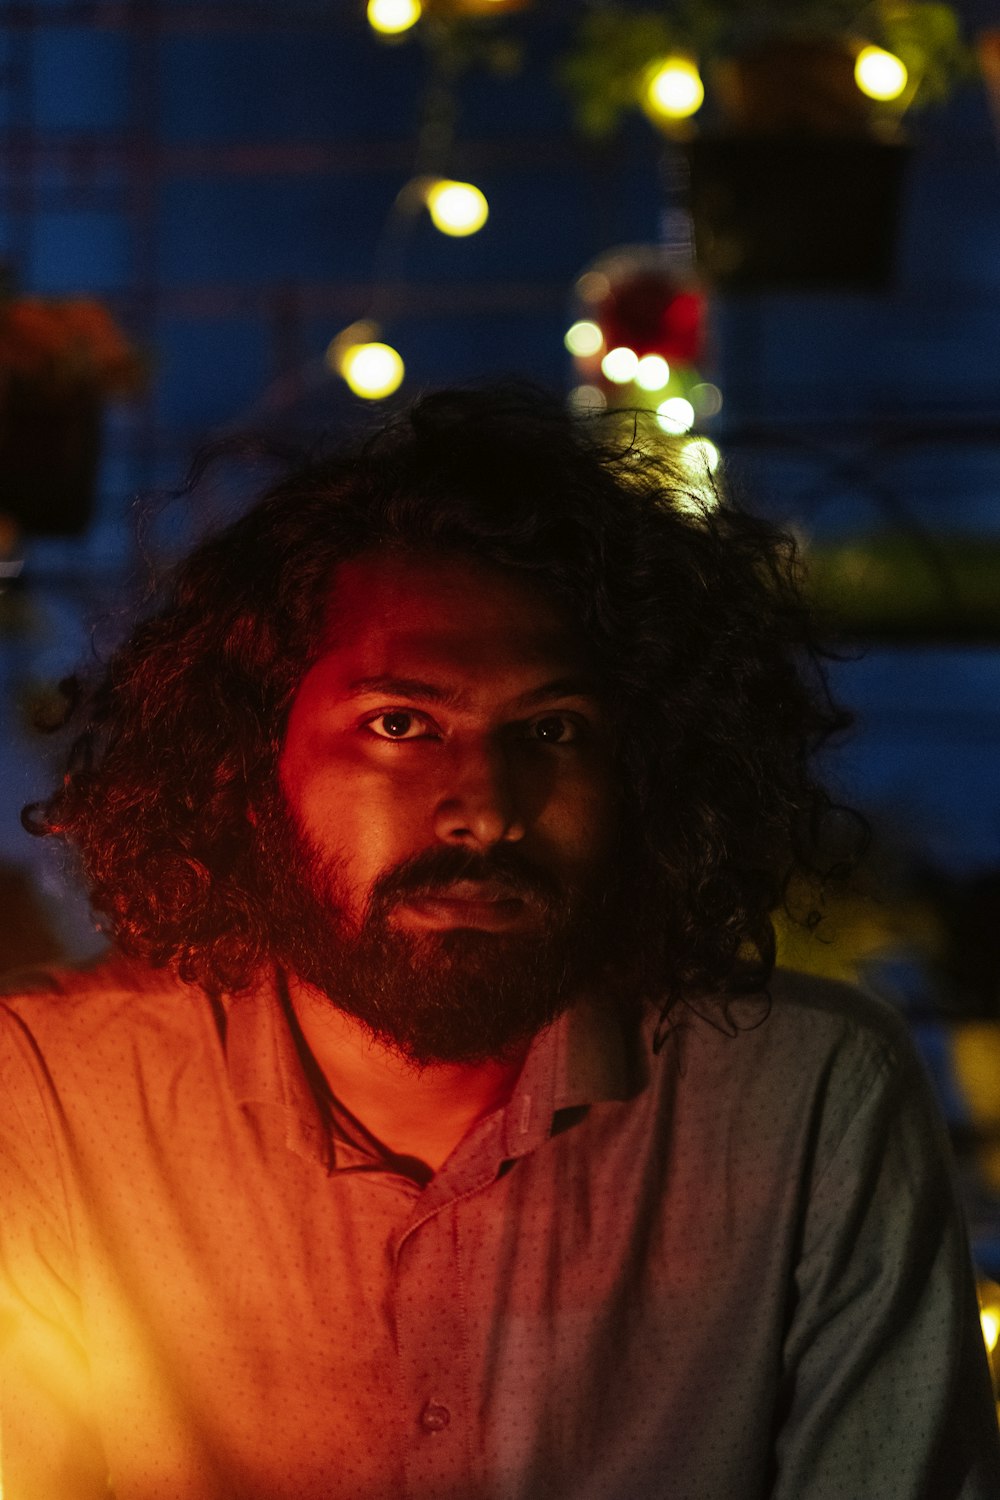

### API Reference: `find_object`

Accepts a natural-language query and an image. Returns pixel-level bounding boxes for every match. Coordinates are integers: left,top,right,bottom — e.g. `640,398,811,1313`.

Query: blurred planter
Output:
980,28,1000,145
952,1024,1000,1194
686,134,910,290
0,377,102,536
806,535,1000,642
0,291,141,535
686,40,910,291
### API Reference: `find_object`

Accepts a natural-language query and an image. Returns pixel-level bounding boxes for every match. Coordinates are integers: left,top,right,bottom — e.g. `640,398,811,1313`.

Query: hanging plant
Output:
563,4,974,290
0,289,144,536
561,2,975,139
0,295,143,396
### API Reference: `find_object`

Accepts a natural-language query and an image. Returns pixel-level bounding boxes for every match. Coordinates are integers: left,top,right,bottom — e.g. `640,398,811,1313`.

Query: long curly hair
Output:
26,384,860,1016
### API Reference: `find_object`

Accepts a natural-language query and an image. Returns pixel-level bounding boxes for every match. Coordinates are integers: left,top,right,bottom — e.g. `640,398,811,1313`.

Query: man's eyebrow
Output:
511,676,602,708
343,674,601,709
345,675,464,705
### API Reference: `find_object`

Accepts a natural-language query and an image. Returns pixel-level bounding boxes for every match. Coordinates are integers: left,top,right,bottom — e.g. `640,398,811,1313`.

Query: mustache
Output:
367,844,564,915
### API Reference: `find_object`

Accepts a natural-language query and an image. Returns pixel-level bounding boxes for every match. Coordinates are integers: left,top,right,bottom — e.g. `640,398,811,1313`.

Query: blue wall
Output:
0,1,998,961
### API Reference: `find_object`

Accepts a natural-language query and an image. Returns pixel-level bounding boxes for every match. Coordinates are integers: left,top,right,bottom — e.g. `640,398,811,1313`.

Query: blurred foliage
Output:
806,535,1000,643
561,2,975,137
0,294,144,397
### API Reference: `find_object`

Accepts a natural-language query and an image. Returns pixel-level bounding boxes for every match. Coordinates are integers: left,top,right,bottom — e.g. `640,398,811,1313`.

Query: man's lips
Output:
390,880,541,932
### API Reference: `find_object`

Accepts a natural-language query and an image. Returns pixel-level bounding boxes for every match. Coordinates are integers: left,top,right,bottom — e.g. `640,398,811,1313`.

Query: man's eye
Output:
365,711,434,741
525,714,580,744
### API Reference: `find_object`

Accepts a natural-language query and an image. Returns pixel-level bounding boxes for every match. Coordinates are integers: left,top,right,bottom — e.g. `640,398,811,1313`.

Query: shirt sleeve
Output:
770,1021,1000,1500
0,1010,112,1498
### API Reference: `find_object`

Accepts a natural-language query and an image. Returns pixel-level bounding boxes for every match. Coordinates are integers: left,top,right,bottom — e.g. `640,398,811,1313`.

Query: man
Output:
1,385,997,1499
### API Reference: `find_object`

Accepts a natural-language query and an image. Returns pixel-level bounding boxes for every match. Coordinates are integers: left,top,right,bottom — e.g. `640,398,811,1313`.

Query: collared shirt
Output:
0,956,997,1500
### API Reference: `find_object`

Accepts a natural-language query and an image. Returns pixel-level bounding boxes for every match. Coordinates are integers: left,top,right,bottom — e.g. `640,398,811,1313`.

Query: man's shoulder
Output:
1,949,201,1004
0,951,224,1064
638,971,945,1212
664,968,911,1060
742,968,929,1124
767,967,913,1056
654,968,924,1127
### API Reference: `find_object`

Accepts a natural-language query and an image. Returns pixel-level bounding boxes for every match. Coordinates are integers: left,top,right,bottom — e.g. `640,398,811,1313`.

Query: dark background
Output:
0,0,998,1322
0,3,997,1005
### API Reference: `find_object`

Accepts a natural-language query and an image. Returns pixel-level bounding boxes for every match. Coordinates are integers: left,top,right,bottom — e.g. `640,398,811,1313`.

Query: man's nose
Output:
433,740,526,849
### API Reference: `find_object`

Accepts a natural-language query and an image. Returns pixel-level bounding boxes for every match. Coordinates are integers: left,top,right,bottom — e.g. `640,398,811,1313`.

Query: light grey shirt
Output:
0,957,997,1498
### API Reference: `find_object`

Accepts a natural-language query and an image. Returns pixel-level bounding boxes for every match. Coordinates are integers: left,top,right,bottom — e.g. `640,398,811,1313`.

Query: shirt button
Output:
419,1400,451,1433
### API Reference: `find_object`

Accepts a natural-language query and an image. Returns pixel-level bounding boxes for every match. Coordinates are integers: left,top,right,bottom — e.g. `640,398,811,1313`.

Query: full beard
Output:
252,797,627,1067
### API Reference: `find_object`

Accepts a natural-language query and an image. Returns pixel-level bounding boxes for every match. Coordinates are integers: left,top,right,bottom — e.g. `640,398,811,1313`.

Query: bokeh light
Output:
601,346,639,383
635,353,670,391
656,396,695,434
683,436,721,475
564,320,604,358
367,0,422,36
854,46,908,102
341,341,405,399
644,57,705,121
690,381,723,417
983,1306,999,1354
575,270,611,304
568,384,607,413
426,180,489,236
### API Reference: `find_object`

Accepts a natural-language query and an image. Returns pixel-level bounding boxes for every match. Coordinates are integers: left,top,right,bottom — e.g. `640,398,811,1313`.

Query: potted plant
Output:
563,2,974,289
0,286,143,536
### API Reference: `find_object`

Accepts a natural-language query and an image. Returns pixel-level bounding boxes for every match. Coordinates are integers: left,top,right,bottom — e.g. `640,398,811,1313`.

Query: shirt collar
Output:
225,969,337,1170
499,991,645,1162
225,970,646,1173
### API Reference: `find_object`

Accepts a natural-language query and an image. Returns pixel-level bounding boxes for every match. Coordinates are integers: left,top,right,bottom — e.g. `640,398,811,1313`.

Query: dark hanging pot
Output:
0,376,102,536
684,39,912,292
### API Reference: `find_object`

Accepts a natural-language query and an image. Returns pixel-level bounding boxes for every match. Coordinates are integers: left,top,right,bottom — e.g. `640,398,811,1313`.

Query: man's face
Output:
267,549,623,1064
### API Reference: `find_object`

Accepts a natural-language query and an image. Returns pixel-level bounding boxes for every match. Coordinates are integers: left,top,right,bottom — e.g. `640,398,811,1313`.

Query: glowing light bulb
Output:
982,1307,999,1354
601,347,639,384
564,320,604,358
691,381,723,417
575,271,610,304
656,396,695,435
426,180,489,237
854,46,908,102
341,342,405,399
568,384,606,413
635,354,670,391
683,437,721,475
367,0,421,35
644,56,704,121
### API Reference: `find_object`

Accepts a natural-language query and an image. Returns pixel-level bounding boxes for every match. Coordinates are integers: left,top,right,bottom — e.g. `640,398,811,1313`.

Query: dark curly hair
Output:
25,384,859,1022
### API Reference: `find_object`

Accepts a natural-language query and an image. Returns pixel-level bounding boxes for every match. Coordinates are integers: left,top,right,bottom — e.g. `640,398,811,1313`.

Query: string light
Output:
568,384,606,413
690,381,723,418
575,270,611,304
601,346,639,383
983,1306,999,1354
854,46,908,101
656,396,695,434
635,354,670,391
979,1277,1000,1361
341,342,405,399
426,180,489,236
644,56,704,121
564,320,604,358
367,0,422,35
683,436,721,475
327,324,405,399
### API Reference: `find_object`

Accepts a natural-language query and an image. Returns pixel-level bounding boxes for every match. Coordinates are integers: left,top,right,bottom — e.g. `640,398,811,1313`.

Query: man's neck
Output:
284,977,531,1180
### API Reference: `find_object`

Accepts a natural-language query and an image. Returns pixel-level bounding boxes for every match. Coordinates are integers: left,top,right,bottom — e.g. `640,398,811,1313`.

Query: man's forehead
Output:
318,624,596,712
320,550,588,664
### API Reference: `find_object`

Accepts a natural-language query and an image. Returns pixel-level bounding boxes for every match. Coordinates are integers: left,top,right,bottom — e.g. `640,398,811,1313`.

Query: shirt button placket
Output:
419,1399,451,1434
395,1205,473,1499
